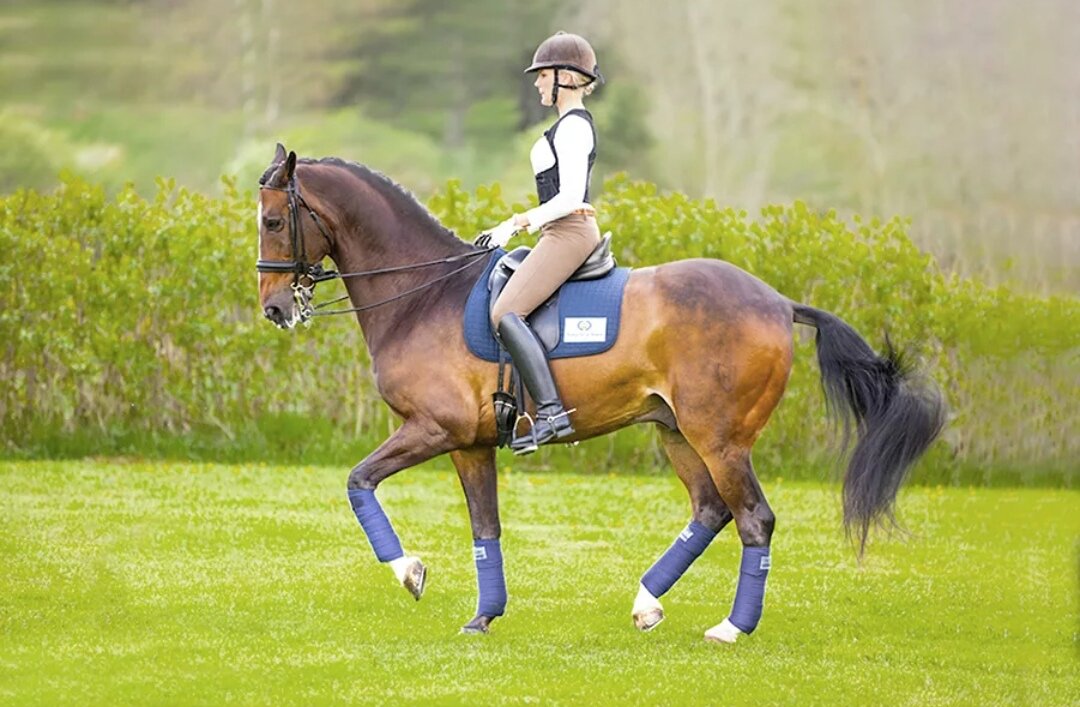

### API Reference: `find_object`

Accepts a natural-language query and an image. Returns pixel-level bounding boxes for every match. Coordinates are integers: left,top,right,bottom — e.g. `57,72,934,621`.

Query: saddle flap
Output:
488,268,561,352
491,246,532,277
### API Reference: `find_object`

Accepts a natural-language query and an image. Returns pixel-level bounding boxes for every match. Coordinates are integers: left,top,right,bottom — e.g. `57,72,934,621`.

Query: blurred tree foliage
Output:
575,0,1080,292
0,115,65,193
0,0,1075,292
328,0,653,179
332,0,547,148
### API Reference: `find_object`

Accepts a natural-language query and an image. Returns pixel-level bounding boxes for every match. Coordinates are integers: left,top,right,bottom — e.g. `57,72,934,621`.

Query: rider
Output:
479,31,604,456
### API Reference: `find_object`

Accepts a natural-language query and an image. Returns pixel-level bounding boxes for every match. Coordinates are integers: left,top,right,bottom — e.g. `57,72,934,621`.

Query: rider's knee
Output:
491,306,521,333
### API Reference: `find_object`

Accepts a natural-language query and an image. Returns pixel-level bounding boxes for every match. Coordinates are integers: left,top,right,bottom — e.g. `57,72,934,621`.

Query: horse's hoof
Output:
401,558,426,601
633,607,665,632
704,618,742,644
460,615,494,634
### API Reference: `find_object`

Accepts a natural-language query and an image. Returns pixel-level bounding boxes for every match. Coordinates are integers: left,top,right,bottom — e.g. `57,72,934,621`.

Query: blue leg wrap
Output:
474,539,507,617
347,488,404,563
641,520,718,598
729,546,771,634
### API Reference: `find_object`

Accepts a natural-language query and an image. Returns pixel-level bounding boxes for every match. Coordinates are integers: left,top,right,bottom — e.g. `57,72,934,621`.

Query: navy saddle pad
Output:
463,250,631,362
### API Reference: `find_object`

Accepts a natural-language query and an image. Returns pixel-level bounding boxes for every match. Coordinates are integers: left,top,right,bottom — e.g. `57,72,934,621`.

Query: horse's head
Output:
256,143,333,329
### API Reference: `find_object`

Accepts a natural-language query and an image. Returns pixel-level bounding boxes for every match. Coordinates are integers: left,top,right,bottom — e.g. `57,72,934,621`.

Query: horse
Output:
255,144,945,641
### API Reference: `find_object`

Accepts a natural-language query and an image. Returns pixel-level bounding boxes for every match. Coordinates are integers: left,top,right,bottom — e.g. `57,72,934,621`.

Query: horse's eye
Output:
264,217,285,232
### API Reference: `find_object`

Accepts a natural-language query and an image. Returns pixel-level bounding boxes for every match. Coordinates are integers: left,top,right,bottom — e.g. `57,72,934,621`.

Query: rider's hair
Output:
560,69,597,97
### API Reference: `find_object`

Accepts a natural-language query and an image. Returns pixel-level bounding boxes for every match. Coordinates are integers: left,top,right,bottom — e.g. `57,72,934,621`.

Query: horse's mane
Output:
299,157,464,249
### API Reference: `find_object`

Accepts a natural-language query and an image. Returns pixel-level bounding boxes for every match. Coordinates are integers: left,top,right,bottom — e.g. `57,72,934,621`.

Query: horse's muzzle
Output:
264,304,288,328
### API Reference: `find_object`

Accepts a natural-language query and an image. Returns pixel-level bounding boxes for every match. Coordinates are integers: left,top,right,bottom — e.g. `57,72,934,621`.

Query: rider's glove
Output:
474,217,519,249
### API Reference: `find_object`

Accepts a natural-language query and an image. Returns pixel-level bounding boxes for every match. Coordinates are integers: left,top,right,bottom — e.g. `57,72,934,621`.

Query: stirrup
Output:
510,408,576,455
510,411,538,455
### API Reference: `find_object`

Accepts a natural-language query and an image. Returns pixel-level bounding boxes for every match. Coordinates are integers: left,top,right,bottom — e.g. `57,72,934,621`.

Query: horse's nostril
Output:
264,305,282,321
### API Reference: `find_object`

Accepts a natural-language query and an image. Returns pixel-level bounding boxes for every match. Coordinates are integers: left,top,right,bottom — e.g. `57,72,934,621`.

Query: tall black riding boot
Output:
497,313,575,455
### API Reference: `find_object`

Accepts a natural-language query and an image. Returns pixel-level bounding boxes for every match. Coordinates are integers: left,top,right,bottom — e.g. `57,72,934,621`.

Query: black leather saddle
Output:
488,233,616,351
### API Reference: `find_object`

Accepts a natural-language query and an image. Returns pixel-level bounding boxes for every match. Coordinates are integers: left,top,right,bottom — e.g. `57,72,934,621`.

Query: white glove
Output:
475,217,519,249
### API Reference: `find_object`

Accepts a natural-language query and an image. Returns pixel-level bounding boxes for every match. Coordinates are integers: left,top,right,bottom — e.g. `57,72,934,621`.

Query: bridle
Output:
256,174,494,322
257,176,336,295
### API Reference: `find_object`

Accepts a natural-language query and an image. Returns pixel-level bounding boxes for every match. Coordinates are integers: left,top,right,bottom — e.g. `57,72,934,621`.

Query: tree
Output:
333,0,564,150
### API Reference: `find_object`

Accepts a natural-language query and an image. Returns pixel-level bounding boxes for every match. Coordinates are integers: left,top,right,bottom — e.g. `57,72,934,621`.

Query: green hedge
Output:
2,174,1076,486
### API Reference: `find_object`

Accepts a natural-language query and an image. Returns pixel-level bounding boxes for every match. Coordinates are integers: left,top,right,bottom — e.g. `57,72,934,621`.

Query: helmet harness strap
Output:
550,66,597,105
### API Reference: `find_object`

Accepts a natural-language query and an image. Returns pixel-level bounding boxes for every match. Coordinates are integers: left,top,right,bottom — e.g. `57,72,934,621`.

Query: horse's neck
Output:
320,169,475,357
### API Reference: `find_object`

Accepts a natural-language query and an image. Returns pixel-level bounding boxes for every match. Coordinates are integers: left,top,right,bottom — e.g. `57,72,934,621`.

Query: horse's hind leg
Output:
632,427,734,631
673,325,789,643
697,450,775,644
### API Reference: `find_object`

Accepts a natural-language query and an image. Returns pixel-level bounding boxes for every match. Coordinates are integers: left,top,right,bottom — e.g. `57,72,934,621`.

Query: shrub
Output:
1,174,1075,485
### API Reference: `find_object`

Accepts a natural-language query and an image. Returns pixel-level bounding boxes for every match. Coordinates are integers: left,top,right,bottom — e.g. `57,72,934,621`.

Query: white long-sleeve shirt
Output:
522,112,595,233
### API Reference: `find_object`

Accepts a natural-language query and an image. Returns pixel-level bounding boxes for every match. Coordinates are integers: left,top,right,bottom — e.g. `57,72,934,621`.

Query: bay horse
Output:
255,145,944,642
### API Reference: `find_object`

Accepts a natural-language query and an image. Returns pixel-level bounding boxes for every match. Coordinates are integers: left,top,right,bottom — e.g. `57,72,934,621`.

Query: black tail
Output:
792,303,946,553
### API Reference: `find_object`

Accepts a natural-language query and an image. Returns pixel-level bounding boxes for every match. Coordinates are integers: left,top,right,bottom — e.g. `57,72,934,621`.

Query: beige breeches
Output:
490,213,602,328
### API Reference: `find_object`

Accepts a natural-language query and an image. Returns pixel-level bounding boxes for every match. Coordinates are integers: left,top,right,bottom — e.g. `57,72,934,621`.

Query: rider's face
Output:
534,69,554,106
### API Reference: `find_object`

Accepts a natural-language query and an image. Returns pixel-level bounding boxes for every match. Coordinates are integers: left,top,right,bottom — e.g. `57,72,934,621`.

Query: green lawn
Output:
1,461,1076,705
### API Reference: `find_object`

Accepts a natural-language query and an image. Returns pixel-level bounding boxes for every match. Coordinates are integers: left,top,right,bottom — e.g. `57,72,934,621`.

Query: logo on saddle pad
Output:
563,317,607,343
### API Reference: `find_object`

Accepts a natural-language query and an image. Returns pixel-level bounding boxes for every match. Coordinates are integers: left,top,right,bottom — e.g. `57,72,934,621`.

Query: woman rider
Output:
477,31,604,456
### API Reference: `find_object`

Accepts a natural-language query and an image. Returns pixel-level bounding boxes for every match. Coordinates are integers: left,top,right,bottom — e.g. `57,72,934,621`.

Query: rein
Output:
257,177,494,320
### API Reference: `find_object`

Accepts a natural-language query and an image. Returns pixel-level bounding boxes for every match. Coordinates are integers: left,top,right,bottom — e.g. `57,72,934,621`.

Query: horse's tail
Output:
792,302,946,553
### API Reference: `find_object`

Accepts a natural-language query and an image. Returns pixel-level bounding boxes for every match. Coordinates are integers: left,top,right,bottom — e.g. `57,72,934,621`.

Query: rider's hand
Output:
474,217,519,249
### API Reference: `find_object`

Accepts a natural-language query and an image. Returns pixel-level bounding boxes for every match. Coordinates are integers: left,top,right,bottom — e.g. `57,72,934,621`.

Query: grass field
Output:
1,461,1076,705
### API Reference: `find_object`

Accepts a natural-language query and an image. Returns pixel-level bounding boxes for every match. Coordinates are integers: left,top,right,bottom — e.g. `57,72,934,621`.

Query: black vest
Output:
534,109,597,205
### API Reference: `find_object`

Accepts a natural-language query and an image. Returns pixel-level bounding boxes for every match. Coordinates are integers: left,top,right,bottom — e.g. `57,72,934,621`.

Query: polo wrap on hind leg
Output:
728,546,771,633
347,488,405,563
473,539,507,617
641,520,718,597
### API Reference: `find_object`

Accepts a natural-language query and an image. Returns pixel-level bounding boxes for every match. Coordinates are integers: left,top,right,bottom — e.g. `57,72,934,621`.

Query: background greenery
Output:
2,0,1076,291
2,175,1076,486
0,1,1076,485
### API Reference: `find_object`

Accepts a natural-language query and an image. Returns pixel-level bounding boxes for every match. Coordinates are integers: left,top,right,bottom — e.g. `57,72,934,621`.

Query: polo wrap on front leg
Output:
641,520,718,598
347,488,405,563
474,539,507,617
728,545,771,634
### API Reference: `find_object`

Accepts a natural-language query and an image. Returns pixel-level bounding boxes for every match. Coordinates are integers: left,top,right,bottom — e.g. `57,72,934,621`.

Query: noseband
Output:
256,174,493,321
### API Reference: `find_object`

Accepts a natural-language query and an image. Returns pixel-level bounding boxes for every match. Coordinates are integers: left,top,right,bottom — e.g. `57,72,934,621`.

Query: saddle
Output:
487,233,616,350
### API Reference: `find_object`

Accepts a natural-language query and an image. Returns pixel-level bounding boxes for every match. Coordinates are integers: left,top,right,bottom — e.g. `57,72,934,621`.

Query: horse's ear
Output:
285,151,297,180
274,143,287,164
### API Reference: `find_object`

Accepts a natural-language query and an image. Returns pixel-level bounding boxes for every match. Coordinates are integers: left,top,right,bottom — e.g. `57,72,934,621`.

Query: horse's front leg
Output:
346,417,454,600
450,446,505,634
